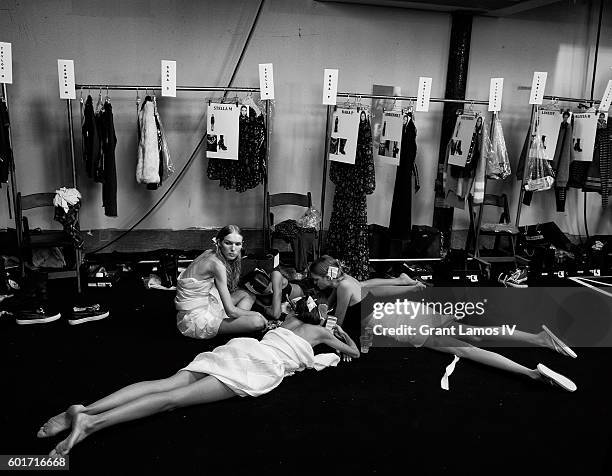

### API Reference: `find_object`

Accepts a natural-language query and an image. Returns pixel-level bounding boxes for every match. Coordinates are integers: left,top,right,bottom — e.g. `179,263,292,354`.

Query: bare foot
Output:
398,273,415,285
49,413,93,458
37,404,86,438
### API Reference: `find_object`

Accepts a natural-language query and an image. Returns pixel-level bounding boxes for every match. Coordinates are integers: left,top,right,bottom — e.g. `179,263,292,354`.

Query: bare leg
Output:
423,334,539,379
37,371,201,438
218,314,266,334
446,324,569,355
232,289,256,310
50,375,236,458
361,273,414,288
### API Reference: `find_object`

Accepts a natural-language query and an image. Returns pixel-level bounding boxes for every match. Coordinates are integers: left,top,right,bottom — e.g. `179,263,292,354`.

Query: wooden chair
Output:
466,193,520,265
266,192,318,270
16,192,82,292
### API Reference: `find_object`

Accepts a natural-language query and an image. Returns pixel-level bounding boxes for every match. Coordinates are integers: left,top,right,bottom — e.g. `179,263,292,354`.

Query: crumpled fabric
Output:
53,187,81,213
441,355,460,391
53,189,84,249
486,115,512,180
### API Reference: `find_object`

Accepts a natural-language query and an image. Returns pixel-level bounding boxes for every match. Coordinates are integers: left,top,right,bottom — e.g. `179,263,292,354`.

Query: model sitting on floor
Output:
174,224,267,339
37,297,359,458
311,256,578,392
309,255,426,327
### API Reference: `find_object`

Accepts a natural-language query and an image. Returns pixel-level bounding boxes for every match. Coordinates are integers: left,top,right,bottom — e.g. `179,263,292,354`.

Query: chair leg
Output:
76,247,82,294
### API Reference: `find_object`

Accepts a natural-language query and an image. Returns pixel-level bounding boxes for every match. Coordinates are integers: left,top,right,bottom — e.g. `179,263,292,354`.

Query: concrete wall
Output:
0,0,609,238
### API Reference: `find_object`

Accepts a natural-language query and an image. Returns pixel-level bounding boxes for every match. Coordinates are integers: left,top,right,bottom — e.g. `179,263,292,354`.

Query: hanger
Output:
105,86,110,104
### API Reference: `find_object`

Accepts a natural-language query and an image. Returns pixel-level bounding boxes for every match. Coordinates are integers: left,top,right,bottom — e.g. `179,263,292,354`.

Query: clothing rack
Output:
66,84,270,253
1,83,18,224
319,91,489,254
514,94,601,231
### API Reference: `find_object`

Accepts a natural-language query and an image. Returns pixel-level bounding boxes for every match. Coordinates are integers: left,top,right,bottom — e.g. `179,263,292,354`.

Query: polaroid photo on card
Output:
306,296,316,312
327,266,339,279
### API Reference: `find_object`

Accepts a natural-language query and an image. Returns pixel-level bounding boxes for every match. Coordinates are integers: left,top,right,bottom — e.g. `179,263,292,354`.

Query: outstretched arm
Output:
319,326,360,359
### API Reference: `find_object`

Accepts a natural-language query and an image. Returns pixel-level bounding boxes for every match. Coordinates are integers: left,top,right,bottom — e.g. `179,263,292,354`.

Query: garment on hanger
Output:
82,95,97,179
582,117,612,208
443,115,488,209
550,115,574,212
207,105,266,192
99,100,117,216
389,113,418,238
136,96,161,185
0,99,12,185
146,98,175,191
326,115,375,280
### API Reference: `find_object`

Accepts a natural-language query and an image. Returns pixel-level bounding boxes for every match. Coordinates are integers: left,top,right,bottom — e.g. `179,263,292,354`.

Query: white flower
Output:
53,187,81,213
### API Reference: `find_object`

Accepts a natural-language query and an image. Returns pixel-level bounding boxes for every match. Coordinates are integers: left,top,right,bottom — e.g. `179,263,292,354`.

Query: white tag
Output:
306,296,316,312
529,72,547,105
322,69,338,105
273,251,280,269
327,266,339,279
0,42,13,84
488,78,503,112
259,63,275,100
161,60,177,97
325,315,337,330
57,60,76,100
599,80,612,112
416,77,432,112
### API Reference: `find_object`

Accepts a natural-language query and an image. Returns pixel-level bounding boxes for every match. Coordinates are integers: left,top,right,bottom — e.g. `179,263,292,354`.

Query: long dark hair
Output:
293,297,321,325
215,225,242,292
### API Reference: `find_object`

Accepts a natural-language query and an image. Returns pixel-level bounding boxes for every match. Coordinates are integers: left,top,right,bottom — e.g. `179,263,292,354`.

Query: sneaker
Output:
15,305,61,325
69,304,109,325
506,268,529,288
497,271,510,286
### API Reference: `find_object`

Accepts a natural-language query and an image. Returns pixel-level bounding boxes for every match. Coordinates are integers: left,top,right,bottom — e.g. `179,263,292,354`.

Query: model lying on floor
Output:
175,224,267,339
312,255,578,392
37,296,359,458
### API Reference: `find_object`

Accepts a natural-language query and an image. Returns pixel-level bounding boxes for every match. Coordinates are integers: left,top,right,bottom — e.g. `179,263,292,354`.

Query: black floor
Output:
1,285,611,475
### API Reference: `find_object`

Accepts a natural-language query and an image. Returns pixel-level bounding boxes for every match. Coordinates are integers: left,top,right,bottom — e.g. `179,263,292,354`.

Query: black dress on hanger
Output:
389,115,417,238
326,116,375,280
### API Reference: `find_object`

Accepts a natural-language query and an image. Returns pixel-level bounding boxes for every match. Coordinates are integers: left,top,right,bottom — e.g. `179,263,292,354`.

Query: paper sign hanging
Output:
416,77,432,112
323,69,338,105
206,103,240,160
599,80,612,112
376,109,404,166
0,42,13,84
329,107,361,164
572,112,598,162
529,72,547,105
57,60,76,100
488,78,503,112
448,114,481,167
537,109,565,161
259,63,274,100
161,60,177,97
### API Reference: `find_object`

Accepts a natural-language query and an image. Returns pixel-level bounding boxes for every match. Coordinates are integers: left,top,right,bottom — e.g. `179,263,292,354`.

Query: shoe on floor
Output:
537,363,577,392
15,306,61,325
542,325,578,359
506,268,528,288
69,304,109,325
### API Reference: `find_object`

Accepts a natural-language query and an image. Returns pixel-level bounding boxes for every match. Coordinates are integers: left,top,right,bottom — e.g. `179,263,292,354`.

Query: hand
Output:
341,352,353,363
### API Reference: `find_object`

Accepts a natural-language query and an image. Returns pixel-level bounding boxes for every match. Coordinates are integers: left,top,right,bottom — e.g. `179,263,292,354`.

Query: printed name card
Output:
529,72,547,105
259,63,274,100
488,78,503,112
57,60,76,100
0,42,12,84
323,69,338,105
161,60,177,97
416,77,432,112
600,80,612,112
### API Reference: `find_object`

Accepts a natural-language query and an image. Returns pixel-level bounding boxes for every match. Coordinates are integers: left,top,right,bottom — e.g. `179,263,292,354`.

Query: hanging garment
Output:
551,120,574,212
207,106,266,192
136,97,160,185
583,118,612,208
81,95,97,179
0,99,13,184
326,116,375,280
93,96,106,183
443,116,488,209
389,115,418,238
99,101,117,216
486,115,511,180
